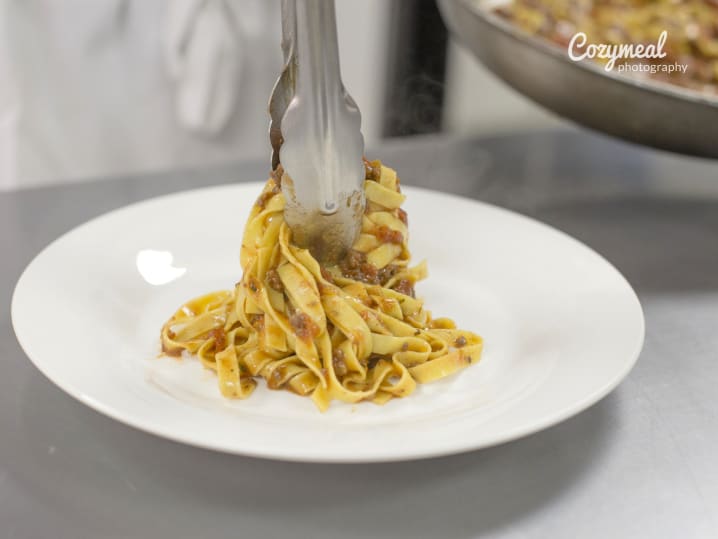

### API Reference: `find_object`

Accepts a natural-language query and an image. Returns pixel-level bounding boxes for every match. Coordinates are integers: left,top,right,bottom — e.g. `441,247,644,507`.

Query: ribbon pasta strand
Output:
161,160,483,411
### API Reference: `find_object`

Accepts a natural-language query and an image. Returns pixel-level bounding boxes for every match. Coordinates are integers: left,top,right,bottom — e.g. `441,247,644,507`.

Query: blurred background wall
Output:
444,40,562,136
0,0,562,191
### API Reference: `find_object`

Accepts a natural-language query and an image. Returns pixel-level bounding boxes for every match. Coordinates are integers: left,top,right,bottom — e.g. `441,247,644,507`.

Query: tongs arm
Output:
268,0,365,264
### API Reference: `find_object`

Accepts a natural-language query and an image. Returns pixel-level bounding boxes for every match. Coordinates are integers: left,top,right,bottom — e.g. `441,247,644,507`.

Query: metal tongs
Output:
269,0,365,265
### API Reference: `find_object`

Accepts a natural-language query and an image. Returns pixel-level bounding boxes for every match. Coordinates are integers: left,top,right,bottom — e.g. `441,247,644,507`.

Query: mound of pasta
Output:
161,160,482,411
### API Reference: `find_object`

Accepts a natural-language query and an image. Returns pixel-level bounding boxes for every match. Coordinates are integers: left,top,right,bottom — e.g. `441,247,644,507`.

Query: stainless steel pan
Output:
438,0,718,158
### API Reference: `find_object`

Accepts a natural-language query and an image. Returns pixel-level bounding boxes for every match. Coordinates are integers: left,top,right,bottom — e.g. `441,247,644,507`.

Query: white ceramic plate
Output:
12,184,644,462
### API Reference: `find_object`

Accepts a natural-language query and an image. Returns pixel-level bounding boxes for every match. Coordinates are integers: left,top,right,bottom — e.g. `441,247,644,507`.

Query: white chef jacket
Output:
0,0,281,190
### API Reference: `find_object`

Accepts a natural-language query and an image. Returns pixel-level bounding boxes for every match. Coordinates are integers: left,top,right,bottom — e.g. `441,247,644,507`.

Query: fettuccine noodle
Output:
160,160,483,411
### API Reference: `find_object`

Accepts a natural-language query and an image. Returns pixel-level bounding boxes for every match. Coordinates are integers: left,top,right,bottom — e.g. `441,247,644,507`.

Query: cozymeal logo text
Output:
567,30,688,76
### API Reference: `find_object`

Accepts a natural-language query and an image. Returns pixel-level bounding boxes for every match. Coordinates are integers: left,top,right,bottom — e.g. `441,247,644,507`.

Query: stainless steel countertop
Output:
2,130,717,539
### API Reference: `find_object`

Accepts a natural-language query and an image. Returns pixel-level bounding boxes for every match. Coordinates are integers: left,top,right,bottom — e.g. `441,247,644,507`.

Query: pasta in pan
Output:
494,0,718,95
160,160,483,411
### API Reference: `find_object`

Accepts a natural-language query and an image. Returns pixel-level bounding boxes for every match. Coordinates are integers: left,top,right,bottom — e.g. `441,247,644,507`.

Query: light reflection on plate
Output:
136,249,187,286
